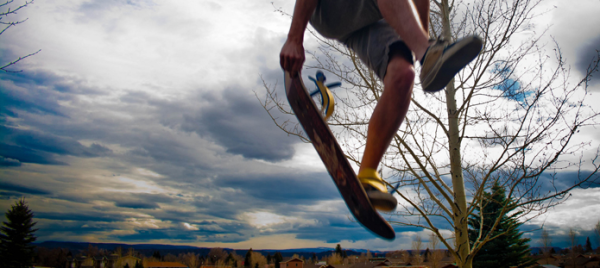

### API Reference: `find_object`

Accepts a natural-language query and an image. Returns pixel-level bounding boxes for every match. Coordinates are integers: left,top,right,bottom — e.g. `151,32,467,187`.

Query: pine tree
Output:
312,253,317,264
245,248,253,268
135,260,144,268
585,237,593,253
468,182,536,268
153,250,162,260
226,252,234,265
335,244,343,257
274,252,283,268
0,198,38,268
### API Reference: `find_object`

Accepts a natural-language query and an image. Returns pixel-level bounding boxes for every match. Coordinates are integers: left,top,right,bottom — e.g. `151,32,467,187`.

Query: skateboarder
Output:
280,0,482,212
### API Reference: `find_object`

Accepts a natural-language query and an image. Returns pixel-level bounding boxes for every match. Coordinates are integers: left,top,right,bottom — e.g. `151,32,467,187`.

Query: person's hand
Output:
280,38,305,77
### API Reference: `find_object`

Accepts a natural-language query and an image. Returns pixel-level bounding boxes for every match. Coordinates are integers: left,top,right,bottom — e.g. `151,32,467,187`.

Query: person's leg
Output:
356,52,414,211
359,55,414,173
377,0,430,60
377,0,482,93
413,0,430,35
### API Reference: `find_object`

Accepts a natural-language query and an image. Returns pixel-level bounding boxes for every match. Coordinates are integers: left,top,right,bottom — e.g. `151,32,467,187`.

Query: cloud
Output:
0,70,102,120
0,156,21,167
215,172,338,204
181,87,298,162
35,211,128,223
0,181,51,195
0,143,65,165
5,126,112,157
114,201,160,209
104,192,176,210
549,0,600,90
576,34,600,87
0,125,112,166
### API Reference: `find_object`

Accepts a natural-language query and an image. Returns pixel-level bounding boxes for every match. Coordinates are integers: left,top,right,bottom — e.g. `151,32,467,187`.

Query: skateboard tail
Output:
284,71,395,240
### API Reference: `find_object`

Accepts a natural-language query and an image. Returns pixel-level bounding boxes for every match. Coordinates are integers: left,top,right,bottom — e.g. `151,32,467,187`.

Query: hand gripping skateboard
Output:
284,71,395,240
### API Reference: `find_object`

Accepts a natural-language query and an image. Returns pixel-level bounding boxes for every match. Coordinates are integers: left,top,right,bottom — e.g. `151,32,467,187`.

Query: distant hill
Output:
33,241,382,258
35,241,560,258
529,247,563,255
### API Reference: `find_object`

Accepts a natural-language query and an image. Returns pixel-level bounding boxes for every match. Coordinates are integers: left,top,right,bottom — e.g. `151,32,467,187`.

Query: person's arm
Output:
280,0,318,77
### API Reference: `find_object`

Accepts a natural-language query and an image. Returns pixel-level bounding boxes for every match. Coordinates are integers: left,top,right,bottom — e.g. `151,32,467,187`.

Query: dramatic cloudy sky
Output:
1,0,600,251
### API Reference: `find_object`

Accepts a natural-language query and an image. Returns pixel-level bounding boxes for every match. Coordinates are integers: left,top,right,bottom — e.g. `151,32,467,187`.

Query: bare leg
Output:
413,0,430,36
358,55,415,175
377,0,430,60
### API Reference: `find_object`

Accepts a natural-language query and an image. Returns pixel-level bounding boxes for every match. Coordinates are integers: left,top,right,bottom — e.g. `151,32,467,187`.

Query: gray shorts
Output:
309,0,414,80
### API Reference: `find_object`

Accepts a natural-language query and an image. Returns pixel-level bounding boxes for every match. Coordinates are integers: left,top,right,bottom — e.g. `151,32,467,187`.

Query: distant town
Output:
30,240,600,268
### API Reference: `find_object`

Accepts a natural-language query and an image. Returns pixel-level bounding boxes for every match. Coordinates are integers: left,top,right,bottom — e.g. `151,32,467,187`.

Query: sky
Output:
1,0,600,251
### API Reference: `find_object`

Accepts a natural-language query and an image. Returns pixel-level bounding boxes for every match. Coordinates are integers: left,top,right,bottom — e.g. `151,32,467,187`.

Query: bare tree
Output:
0,0,39,72
164,253,179,262
114,247,123,257
411,234,424,265
209,248,228,264
250,251,267,268
595,220,600,253
386,250,404,258
541,228,552,264
428,232,444,268
400,250,411,265
327,253,343,265
569,228,579,268
181,252,200,268
84,244,99,258
260,0,600,267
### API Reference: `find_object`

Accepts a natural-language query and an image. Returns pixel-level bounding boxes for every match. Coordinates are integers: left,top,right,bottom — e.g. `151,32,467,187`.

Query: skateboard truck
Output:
308,71,341,122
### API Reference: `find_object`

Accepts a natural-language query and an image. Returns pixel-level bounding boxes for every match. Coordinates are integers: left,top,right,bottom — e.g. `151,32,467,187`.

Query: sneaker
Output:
419,35,483,93
357,168,397,212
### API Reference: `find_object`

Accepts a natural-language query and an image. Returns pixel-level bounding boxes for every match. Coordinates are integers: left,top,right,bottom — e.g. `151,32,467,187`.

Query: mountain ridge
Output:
33,241,385,258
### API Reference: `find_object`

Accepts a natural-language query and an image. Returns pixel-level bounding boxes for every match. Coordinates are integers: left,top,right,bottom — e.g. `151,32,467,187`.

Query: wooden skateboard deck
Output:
284,71,395,240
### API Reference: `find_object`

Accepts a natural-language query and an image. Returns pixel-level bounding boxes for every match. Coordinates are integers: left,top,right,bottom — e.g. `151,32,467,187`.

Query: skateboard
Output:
284,70,395,240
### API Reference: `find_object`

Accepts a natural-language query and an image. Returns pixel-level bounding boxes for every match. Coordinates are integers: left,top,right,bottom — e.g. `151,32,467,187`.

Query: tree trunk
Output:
441,0,471,267
446,77,471,268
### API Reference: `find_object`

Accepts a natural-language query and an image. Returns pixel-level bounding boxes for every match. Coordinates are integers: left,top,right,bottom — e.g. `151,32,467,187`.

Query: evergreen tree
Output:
468,182,536,268
124,263,131,268
153,250,162,260
267,253,272,264
274,252,283,268
0,198,38,268
245,248,253,268
312,253,317,264
226,252,234,264
335,244,343,257
135,260,144,268
585,237,593,253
